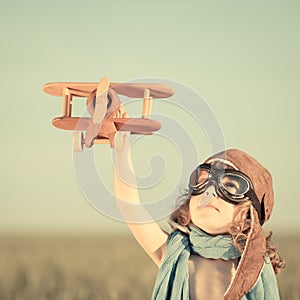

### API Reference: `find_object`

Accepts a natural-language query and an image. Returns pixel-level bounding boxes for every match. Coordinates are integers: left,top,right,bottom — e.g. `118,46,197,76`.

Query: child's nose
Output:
198,185,217,208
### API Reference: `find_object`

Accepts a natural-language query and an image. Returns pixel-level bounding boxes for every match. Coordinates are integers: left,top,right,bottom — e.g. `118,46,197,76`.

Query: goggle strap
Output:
260,194,266,225
246,190,264,225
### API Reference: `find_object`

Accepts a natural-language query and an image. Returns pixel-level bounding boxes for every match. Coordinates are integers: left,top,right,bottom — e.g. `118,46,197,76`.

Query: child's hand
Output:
113,131,131,153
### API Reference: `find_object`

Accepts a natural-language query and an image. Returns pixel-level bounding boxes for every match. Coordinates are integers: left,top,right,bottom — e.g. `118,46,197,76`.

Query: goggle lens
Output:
189,168,209,186
220,174,250,196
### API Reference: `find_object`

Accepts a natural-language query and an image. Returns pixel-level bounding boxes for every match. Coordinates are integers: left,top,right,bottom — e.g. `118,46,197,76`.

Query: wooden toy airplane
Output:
44,77,174,151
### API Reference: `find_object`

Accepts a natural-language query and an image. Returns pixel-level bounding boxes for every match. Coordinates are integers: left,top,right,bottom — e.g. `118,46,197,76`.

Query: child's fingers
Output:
114,131,131,152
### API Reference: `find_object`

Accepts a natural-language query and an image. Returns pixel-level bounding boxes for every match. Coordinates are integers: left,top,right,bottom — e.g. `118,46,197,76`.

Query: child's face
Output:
189,193,236,235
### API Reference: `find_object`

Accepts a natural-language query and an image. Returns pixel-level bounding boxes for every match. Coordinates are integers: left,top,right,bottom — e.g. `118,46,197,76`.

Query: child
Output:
114,133,284,299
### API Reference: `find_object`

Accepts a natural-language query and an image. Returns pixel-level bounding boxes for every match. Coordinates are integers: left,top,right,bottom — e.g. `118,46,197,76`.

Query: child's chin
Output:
194,223,228,236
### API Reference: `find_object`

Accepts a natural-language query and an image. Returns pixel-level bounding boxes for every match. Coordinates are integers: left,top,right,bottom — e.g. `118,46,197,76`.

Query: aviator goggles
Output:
189,163,264,223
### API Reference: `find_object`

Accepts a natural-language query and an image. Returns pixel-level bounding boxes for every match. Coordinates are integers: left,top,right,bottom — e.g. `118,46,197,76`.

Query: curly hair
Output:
169,191,285,274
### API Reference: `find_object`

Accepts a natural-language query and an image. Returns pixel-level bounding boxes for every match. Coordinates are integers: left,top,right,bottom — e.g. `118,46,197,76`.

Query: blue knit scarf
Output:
151,225,241,300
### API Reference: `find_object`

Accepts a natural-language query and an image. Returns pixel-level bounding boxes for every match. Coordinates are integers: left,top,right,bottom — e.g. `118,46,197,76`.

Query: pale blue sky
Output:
0,0,299,234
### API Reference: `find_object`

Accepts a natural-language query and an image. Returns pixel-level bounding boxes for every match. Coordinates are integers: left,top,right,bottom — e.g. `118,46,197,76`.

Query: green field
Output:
0,234,298,300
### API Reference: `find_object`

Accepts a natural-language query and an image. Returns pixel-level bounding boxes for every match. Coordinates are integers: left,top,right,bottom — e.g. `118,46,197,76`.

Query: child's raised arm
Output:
113,132,168,267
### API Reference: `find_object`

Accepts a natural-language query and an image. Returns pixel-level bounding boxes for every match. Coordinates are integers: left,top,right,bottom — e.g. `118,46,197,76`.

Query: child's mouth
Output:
202,204,219,212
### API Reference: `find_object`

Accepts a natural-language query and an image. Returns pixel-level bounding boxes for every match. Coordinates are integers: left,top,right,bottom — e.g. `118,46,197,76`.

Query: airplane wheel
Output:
114,131,130,152
73,131,84,152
